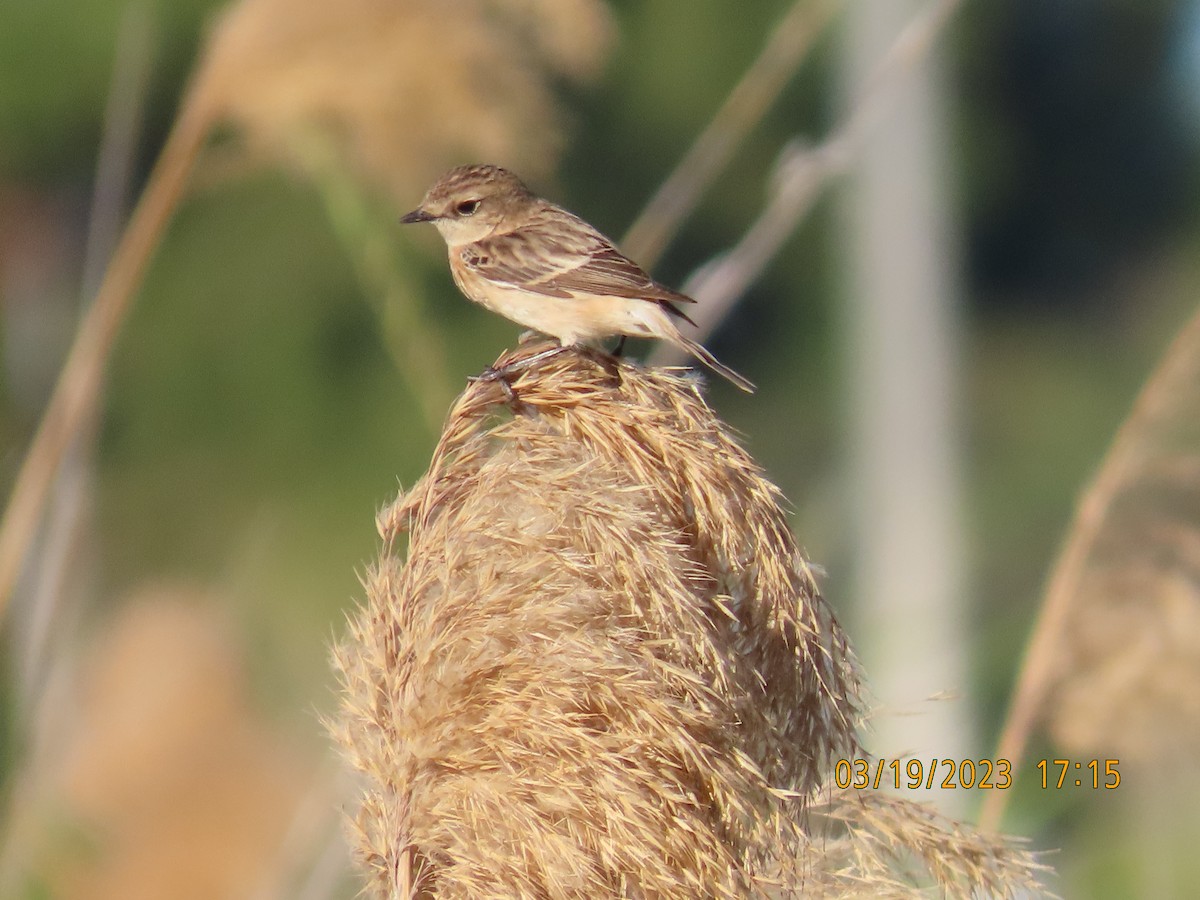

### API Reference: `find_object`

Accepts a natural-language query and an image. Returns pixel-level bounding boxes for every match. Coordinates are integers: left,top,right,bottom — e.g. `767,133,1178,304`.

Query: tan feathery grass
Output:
334,345,860,897
333,346,1045,897
983,298,1200,829
197,0,613,200
804,788,1048,898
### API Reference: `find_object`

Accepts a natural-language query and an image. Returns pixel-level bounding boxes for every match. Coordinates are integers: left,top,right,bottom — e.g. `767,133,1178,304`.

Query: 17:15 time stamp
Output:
1038,758,1120,789
833,758,1121,790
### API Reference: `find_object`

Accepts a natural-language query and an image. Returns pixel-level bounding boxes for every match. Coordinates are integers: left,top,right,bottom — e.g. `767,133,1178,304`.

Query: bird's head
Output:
401,164,535,246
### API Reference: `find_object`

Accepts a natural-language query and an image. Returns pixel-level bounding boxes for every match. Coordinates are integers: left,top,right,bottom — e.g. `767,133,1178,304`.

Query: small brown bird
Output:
401,164,755,393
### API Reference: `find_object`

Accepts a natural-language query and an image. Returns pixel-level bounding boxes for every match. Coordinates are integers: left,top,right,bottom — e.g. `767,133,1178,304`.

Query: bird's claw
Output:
468,366,503,383
469,365,523,410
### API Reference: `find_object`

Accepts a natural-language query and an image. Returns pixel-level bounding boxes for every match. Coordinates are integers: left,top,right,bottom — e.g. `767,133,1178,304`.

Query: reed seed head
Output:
333,345,1046,897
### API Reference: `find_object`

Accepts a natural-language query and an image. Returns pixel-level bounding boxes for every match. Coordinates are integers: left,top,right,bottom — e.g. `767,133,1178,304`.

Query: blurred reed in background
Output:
985,300,1200,837
198,0,613,200
10,589,315,900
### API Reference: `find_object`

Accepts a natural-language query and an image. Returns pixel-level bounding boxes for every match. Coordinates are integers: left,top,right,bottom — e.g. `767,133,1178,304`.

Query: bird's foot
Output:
469,344,571,411
504,344,573,374
469,365,524,411
574,343,624,386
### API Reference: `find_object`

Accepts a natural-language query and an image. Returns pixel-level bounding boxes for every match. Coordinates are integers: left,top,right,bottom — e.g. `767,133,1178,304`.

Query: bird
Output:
400,164,755,393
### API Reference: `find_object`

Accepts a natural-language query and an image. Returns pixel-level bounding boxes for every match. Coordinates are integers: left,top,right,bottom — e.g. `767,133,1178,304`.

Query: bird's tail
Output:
674,336,756,394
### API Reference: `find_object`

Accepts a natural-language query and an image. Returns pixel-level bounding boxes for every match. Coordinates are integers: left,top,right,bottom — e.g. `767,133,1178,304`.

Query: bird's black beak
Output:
400,208,435,224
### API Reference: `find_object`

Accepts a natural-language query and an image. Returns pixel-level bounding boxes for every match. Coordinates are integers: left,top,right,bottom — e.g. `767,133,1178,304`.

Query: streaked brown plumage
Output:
401,164,755,392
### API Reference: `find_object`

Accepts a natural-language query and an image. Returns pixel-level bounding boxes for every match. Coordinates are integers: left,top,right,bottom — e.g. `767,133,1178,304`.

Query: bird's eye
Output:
455,199,481,216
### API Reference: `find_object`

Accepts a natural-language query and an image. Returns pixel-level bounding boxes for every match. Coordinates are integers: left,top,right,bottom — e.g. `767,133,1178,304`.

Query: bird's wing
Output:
461,210,695,305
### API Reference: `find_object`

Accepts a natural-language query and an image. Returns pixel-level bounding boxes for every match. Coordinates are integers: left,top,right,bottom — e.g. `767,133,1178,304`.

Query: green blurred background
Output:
2,0,1198,896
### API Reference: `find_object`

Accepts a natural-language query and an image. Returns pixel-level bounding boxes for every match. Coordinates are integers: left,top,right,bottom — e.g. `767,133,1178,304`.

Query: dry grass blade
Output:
620,0,841,267
652,136,847,367
333,346,1043,897
80,3,155,298
652,0,962,366
16,4,153,714
0,74,215,626
983,299,1200,830
295,137,455,433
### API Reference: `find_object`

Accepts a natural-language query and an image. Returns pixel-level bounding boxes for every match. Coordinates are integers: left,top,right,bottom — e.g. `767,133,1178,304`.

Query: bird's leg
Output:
469,365,524,411
609,336,627,357
574,343,623,386
471,340,625,402
495,377,522,411
500,343,572,375
468,343,571,401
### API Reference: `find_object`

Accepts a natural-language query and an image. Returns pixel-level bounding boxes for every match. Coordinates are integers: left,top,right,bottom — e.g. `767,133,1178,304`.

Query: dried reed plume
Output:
1047,313,1200,764
333,346,1045,897
806,789,1048,898
983,299,1200,829
198,0,613,199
